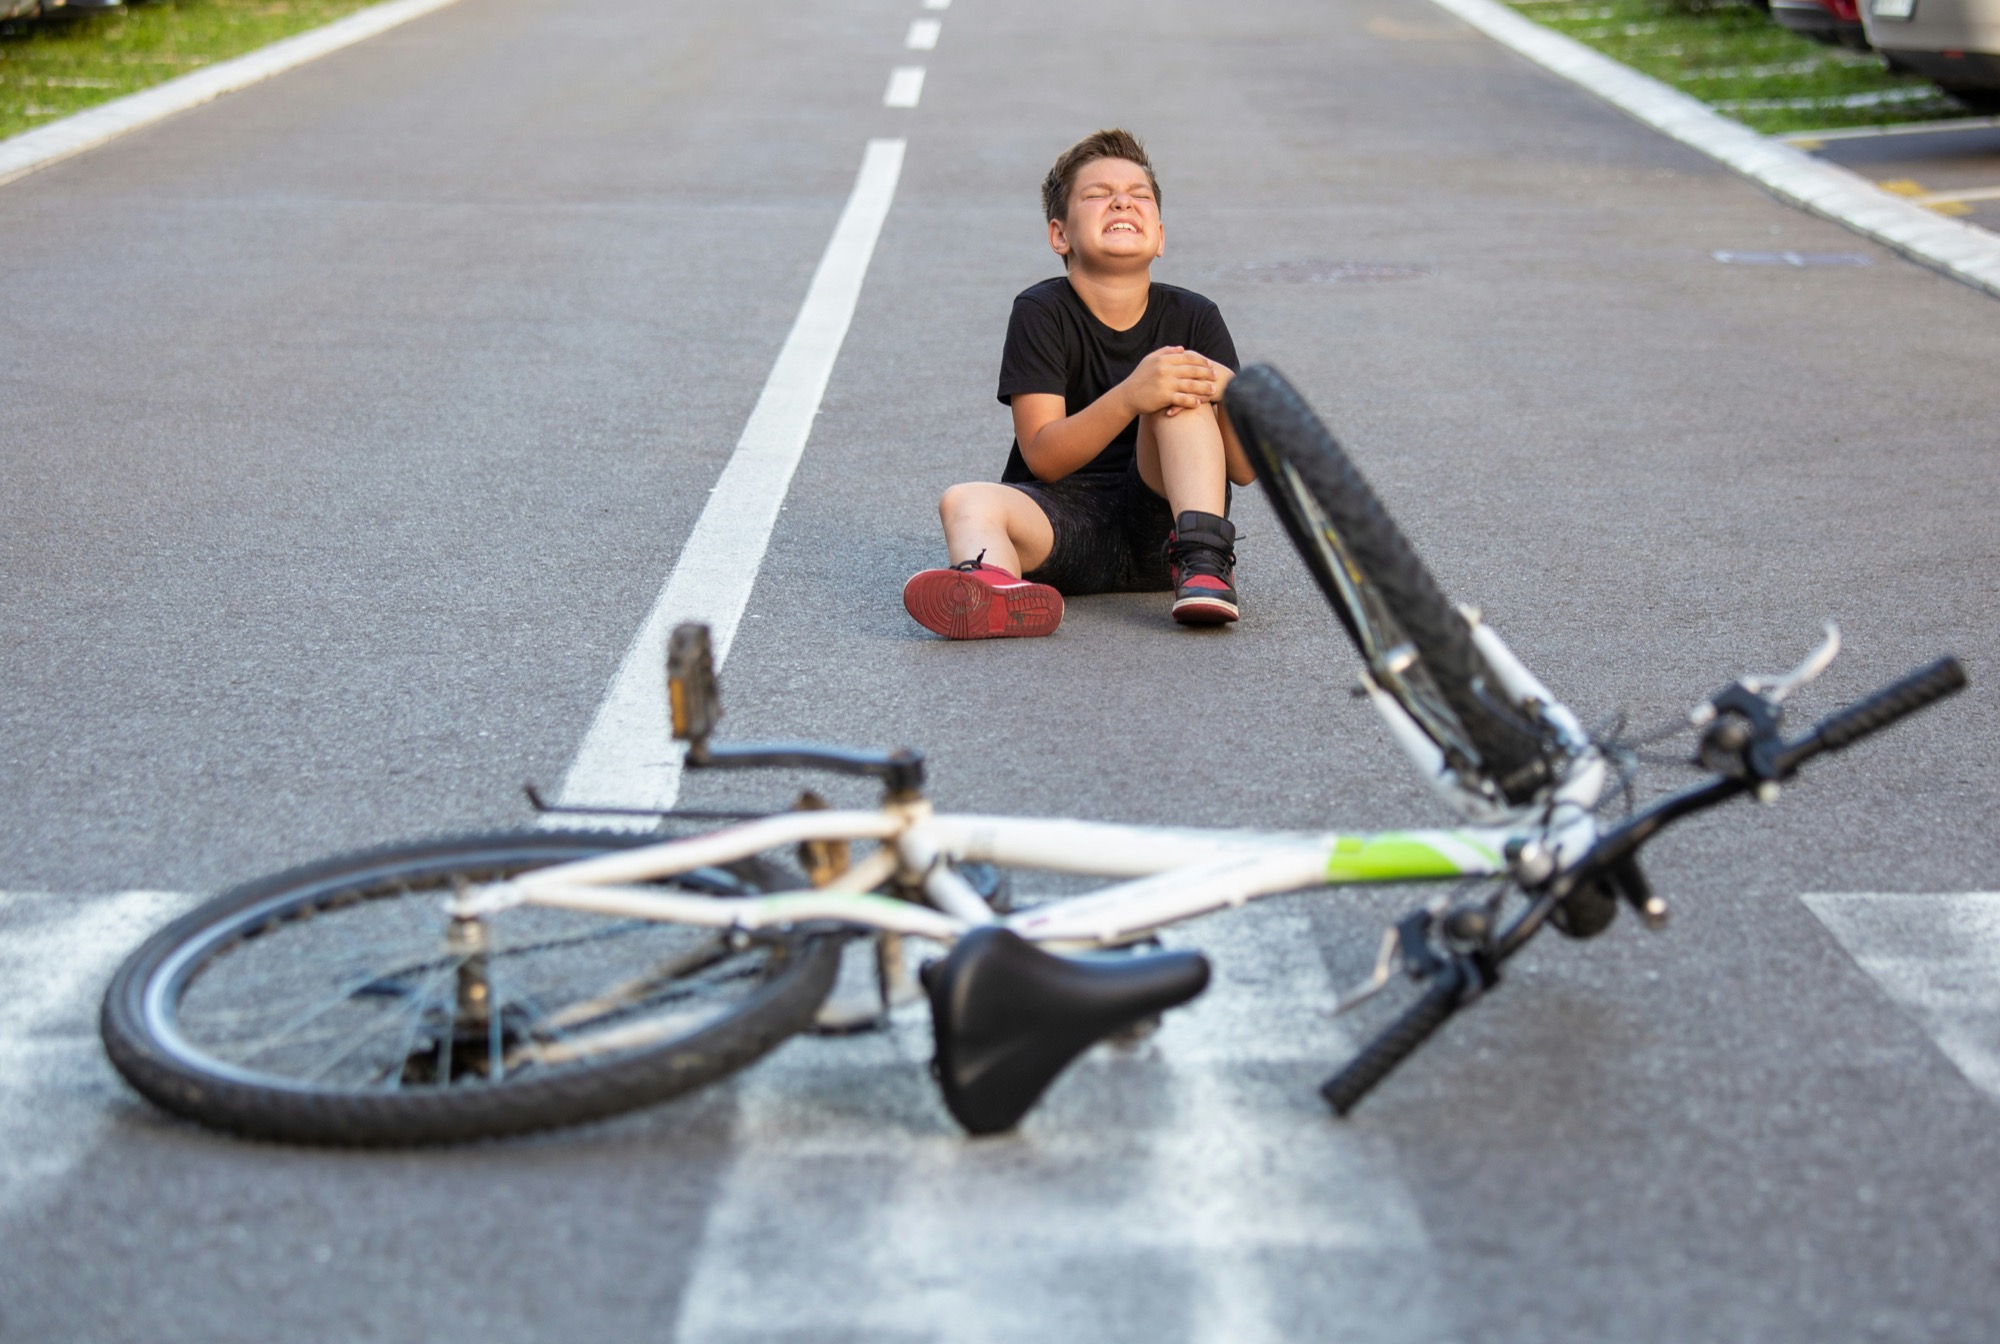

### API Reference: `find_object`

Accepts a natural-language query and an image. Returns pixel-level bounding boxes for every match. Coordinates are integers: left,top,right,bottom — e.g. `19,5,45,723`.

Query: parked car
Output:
1862,0,2000,109
1773,0,1873,49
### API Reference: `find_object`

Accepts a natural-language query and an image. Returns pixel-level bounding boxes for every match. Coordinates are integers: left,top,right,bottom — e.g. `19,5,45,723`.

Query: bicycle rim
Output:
101,831,841,1145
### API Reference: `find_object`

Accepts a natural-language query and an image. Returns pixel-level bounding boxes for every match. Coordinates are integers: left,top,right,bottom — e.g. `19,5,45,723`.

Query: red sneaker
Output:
1166,511,1240,625
903,557,1063,640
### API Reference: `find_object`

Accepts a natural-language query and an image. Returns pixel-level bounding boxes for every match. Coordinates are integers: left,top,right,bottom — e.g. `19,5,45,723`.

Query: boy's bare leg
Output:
1136,403,1239,624
1135,404,1227,516
907,484,1064,639
938,483,1056,576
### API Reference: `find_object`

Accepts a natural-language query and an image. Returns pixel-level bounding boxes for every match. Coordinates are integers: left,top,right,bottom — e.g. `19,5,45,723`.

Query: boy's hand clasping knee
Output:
1124,347,1222,418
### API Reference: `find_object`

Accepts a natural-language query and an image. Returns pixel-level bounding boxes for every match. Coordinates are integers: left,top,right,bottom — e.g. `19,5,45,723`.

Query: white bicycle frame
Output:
455,613,1612,955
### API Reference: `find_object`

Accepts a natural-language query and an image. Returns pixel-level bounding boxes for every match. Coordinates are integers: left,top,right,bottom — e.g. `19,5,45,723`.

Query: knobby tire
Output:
1225,364,1550,801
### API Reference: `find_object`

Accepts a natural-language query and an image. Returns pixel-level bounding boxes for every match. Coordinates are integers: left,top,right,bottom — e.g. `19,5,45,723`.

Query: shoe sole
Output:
904,570,1063,640
1172,594,1240,625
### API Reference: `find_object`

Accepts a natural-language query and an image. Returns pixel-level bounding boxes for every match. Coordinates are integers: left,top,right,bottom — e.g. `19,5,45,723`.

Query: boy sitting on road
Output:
902,129,1253,640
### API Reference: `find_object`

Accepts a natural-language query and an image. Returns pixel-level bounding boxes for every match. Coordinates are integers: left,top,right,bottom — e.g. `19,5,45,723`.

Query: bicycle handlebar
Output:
1322,960,1469,1116
1324,653,1966,1117
1769,656,1966,778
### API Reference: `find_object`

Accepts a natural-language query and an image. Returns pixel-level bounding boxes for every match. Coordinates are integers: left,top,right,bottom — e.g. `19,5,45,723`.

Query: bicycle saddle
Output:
923,926,1211,1135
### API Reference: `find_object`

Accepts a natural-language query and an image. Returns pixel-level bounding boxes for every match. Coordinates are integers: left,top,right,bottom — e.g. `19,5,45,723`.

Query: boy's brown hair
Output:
1040,128,1161,225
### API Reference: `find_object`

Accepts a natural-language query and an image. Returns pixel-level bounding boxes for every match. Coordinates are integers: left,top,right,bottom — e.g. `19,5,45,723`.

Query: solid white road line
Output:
885,66,927,109
907,18,942,50
670,907,1450,1343
0,890,189,1218
1803,891,2000,1100
1426,0,2000,300
0,0,469,190
548,140,906,824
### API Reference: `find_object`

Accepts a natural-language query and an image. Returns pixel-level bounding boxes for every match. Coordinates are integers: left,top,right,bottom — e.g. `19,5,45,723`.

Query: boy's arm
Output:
1013,347,1221,482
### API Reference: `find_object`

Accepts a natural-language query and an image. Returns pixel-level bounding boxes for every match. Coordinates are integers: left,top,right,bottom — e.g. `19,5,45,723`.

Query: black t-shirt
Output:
995,277,1238,482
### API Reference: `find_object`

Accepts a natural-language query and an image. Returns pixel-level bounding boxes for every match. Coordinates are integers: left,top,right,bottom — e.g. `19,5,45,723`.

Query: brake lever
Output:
1331,926,1404,1015
1690,621,1840,726
1332,908,1455,1015
1688,622,1842,798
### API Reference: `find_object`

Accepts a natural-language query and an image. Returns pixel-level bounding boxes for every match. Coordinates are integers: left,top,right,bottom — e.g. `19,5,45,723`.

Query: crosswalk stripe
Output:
669,905,1453,1343
0,890,190,1217
1803,891,2000,1100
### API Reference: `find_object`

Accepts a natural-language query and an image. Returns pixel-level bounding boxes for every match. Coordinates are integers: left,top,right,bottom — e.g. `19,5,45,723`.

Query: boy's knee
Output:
1146,403,1220,444
939,482,993,520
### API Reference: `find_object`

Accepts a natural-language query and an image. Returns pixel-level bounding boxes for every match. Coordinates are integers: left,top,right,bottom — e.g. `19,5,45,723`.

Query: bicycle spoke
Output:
198,966,415,1064
302,955,462,1087
537,936,739,1032
487,957,507,1085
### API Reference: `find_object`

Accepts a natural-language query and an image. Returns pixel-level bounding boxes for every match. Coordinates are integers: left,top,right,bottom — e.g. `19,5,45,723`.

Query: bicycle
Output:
99,365,1968,1145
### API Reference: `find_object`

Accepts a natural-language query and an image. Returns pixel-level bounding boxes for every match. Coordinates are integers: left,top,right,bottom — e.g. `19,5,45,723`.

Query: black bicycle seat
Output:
923,926,1211,1135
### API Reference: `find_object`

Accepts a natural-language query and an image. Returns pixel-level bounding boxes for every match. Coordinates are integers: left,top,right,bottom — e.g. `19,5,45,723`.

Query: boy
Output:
902,129,1254,640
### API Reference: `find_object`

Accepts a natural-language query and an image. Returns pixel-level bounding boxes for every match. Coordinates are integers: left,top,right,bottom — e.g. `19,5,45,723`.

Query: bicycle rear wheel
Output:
1224,363,1551,802
101,830,842,1146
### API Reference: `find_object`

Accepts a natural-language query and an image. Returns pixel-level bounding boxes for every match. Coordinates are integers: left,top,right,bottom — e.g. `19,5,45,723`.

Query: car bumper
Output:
1773,0,1872,44
1860,0,2000,58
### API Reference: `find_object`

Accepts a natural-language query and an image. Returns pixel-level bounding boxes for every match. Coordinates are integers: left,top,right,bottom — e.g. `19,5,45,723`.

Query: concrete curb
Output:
1426,0,2000,300
0,0,468,190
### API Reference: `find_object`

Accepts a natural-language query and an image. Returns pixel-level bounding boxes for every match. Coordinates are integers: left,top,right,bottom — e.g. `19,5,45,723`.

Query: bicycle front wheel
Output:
1224,364,1551,802
101,829,842,1146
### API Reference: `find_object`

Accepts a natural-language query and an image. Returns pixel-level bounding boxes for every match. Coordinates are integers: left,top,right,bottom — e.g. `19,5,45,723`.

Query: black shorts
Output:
1009,461,1224,596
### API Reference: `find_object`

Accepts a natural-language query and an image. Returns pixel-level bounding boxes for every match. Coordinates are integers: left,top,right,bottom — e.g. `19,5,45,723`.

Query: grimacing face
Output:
1050,157,1163,270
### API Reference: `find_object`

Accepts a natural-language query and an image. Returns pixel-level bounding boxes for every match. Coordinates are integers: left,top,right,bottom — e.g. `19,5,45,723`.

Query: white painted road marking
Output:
549,139,906,823
924,0,952,9
0,0,470,190
906,18,942,50
884,66,927,109
0,890,188,1217
1804,891,2000,1100
670,907,1453,1343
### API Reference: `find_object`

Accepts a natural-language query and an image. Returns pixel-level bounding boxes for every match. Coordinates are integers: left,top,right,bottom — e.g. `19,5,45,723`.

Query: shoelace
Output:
949,549,990,573
1166,533,1235,578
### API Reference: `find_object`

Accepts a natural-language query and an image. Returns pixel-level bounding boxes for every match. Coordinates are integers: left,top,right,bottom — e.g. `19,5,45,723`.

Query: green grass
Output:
0,0,382,141
1506,0,1967,133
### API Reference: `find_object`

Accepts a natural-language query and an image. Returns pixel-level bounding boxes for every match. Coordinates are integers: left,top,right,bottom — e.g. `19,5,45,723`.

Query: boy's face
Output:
1049,157,1162,274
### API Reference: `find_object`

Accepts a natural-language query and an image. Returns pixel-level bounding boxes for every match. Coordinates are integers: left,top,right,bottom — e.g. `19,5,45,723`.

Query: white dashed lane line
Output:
907,17,942,50
1804,891,2000,1100
884,65,926,108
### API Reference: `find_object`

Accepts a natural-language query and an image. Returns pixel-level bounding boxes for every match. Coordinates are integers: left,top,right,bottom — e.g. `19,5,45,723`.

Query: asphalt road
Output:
4,0,2000,1339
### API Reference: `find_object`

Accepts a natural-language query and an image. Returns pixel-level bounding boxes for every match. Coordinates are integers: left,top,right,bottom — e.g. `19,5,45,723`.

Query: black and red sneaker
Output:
903,554,1064,640
1165,511,1239,625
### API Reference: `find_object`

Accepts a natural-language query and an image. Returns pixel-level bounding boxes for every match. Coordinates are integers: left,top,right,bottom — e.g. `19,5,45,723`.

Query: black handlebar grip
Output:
1321,962,1466,1117
1793,656,1967,764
